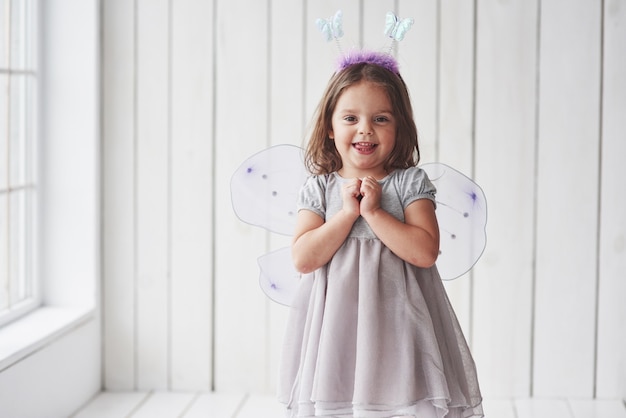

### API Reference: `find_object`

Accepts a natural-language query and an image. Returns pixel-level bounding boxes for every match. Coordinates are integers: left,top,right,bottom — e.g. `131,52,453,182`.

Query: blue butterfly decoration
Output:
384,11,414,41
316,9,344,42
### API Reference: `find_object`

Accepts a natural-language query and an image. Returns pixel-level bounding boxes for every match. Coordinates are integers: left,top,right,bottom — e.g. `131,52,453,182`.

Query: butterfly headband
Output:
316,10,414,75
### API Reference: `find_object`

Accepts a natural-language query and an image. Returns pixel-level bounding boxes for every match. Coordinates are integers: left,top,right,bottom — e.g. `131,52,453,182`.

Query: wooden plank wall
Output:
102,0,626,399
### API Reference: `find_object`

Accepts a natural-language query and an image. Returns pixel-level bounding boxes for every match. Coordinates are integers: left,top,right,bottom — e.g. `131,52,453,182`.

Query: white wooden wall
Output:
102,0,626,399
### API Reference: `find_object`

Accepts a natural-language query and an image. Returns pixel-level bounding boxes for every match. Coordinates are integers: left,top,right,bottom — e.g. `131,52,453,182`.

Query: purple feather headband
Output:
316,10,413,75
337,49,400,75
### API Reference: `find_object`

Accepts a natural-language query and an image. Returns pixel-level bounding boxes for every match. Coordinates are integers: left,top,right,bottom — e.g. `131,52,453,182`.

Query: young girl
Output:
278,51,483,418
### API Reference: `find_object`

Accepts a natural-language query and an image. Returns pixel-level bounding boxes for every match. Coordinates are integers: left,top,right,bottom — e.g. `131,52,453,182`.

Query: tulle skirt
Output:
278,238,483,418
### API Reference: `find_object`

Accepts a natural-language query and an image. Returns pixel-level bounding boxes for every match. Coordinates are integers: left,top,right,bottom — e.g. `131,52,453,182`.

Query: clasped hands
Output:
341,176,382,218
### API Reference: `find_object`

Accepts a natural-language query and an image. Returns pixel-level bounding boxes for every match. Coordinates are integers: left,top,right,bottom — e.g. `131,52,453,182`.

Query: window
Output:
0,0,38,327
0,0,98,373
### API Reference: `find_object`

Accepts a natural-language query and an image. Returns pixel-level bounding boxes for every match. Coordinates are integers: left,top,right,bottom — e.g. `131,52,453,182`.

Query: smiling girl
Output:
278,52,483,418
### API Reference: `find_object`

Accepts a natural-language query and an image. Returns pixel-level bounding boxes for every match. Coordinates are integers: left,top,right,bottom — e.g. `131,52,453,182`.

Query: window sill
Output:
0,305,95,372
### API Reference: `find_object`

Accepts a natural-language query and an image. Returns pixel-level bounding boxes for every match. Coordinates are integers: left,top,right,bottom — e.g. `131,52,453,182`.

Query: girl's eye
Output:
343,116,357,122
375,116,390,123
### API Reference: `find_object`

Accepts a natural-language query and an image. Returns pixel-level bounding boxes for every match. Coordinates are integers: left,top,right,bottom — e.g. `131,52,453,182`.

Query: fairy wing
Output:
230,144,308,236
258,247,300,306
231,145,307,306
421,162,488,280
231,145,488,305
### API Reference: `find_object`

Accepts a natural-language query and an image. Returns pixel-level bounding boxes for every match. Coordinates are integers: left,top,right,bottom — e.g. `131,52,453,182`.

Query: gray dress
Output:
278,167,483,418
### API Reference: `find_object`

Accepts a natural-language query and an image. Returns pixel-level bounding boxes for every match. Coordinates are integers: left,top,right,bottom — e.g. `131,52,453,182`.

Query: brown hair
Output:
304,62,420,175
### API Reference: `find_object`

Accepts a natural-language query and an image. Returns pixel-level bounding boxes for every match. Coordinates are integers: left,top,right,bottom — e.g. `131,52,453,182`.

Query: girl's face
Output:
329,80,397,179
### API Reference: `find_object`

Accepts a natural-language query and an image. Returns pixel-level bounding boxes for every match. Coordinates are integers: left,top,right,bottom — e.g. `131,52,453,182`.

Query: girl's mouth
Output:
352,142,377,153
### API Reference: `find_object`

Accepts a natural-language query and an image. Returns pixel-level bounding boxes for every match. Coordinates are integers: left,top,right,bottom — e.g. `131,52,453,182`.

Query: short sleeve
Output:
297,175,327,219
397,166,437,209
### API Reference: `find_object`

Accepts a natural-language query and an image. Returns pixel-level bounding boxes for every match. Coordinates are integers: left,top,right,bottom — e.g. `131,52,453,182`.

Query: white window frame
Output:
0,0,40,328
0,0,99,371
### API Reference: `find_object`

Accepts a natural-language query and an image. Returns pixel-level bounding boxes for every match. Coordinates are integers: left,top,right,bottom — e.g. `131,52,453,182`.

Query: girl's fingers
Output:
345,179,362,196
341,179,363,215
359,177,382,214
359,176,378,195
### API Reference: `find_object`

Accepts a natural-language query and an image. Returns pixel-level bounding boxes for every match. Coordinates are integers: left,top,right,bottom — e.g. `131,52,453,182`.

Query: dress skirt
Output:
278,238,484,418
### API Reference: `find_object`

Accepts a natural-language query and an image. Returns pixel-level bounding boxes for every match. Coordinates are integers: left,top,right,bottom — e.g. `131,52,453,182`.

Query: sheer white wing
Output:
231,144,308,236
258,247,300,306
231,145,488,305
421,163,487,280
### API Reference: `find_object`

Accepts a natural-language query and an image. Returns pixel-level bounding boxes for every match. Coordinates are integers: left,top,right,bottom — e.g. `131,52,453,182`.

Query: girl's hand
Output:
358,176,382,216
292,178,362,274
342,178,363,216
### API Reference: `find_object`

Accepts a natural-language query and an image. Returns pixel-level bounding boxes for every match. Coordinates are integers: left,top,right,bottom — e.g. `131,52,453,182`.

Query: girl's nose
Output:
358,122,373,135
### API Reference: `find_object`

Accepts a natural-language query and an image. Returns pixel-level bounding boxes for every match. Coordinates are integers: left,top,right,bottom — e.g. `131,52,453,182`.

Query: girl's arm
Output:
360,177,440,268
291,179,361,274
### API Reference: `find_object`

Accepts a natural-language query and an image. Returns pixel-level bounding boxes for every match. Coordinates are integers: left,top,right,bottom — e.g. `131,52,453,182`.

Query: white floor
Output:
69,392,626,418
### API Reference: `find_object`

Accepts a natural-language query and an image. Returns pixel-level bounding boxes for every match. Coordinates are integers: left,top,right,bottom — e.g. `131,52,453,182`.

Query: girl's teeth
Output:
353,143,377,153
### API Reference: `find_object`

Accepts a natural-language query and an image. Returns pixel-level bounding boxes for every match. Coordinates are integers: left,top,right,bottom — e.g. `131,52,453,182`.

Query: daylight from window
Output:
0,0,38,327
